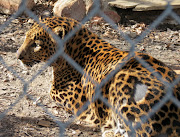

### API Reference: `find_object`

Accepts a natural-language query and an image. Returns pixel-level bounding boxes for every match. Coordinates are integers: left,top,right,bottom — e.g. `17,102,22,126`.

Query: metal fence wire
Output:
0,0,180,136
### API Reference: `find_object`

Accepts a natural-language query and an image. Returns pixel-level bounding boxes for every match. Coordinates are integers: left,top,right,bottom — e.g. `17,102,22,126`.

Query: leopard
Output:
17,16,180,137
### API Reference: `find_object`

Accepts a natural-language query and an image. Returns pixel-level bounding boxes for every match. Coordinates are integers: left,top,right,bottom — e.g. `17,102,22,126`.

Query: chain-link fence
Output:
0,0,180,136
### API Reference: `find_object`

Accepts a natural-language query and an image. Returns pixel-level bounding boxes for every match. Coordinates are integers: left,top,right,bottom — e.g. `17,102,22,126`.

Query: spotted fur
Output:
17,17,180,137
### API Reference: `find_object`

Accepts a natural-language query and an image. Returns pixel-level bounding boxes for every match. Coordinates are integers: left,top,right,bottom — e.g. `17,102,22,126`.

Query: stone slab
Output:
109,0,180,11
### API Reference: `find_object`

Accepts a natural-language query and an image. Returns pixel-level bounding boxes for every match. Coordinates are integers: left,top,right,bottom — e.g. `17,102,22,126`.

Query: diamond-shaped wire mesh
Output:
0,0,180,136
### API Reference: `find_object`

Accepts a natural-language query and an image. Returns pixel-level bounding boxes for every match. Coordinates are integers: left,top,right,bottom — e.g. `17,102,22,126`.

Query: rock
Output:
37,119,52,127
103,10,121,23
3,79,9,82
53,0,121,23
85,0,121,23
174,70,180,75
109,0,180,11
53,0,86,21
2,87,7,90
0,0,35,14
42,10,52,17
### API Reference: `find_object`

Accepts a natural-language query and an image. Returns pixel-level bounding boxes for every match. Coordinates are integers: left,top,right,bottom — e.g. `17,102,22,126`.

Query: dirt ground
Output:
0,2,180,137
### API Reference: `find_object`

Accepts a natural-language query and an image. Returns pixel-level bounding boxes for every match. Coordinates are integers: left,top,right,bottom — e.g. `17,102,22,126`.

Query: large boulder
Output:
0,0,35,14
53,0,86,21
53,0,121,23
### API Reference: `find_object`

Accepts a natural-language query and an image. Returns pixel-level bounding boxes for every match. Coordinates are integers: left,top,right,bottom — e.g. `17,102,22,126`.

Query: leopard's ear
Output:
53,26,65,39
39,16,43,21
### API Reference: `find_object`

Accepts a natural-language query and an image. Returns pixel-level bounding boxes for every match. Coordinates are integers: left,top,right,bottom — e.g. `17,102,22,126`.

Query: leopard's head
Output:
17,17,68,67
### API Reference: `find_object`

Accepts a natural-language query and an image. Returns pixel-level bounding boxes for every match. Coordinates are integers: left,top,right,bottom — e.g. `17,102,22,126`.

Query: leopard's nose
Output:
17,54,24,60
17,49,24,60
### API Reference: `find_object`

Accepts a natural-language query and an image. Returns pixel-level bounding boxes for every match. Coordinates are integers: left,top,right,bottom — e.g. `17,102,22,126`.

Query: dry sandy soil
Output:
0,2,180,137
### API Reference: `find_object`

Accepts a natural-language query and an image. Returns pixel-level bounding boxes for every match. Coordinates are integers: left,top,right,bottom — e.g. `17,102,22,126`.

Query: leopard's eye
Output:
34,45,41,52
31,43,36,47
33,40,43,52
